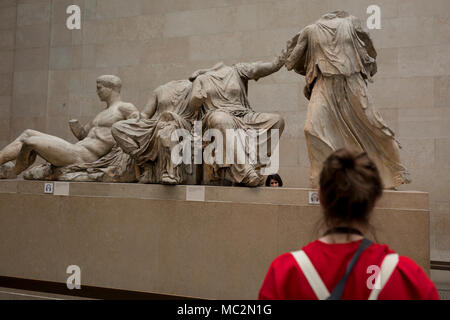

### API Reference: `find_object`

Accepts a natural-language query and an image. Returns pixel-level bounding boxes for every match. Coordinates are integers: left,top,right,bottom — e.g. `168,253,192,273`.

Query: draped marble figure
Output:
111,80,198,185
188,55,285,187
285,11,410,189
0,75,140,182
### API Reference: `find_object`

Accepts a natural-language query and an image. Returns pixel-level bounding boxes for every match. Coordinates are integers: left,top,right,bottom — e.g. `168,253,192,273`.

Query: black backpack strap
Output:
327,238,372,300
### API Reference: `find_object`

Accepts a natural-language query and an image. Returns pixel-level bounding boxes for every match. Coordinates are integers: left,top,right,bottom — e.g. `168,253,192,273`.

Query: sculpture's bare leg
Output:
0,129,42,166
0,130,95,175
14,144,37,175
17,136,92,174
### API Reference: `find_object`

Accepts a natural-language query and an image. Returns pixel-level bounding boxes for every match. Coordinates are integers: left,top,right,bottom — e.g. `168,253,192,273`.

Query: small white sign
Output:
308,191,320,205
54,182,70,196
186,186,205,202
44,183,54,194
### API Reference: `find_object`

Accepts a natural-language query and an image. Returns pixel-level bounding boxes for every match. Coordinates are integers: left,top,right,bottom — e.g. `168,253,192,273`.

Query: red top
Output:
259,239,439,300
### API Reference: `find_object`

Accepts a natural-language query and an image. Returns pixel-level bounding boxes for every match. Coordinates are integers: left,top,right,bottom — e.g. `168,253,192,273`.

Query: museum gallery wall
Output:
0,0,448,262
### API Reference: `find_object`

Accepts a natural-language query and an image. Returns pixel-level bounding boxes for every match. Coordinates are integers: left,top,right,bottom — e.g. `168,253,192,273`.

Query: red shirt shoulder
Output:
258,252,304,300
379,255,440,300
258,240,439,300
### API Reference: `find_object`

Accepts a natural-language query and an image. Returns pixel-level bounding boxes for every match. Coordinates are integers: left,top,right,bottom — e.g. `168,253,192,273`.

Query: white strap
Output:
368,253,399,300
291,250,330,300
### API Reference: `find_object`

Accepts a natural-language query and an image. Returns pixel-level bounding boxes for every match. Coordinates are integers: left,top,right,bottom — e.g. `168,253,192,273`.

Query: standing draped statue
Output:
285,11,410,189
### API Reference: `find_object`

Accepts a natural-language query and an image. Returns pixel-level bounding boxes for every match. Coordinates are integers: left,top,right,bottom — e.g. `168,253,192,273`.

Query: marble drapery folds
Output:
112,80,198,184
286,11,410,189
191,62,285,186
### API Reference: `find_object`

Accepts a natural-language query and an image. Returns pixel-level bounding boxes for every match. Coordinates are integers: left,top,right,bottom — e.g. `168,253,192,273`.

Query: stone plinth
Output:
0,180,429,299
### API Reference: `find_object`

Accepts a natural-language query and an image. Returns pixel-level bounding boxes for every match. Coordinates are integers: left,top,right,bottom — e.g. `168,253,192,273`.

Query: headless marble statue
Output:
189,54,286,187
285,11,410,189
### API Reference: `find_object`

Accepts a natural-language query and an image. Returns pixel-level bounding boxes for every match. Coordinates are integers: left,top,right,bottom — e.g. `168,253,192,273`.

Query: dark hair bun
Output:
319,148,383,227
337,152,355,169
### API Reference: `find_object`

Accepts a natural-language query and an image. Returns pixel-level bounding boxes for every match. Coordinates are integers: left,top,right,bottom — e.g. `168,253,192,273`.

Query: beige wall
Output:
0,182,431,299
1,0,449,260
0,0,16,150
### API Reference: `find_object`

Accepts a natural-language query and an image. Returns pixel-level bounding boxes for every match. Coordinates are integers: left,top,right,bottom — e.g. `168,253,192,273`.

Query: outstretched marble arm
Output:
249,49,287,79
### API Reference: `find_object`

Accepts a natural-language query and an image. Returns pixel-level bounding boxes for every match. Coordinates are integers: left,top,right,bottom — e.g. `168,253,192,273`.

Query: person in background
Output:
265,174,283,187
259,148,439,300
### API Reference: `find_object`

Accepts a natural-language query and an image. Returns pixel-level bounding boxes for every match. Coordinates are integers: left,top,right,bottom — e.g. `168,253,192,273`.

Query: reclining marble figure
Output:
0,75,140,181
188,54,286,187
285,11,411,189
